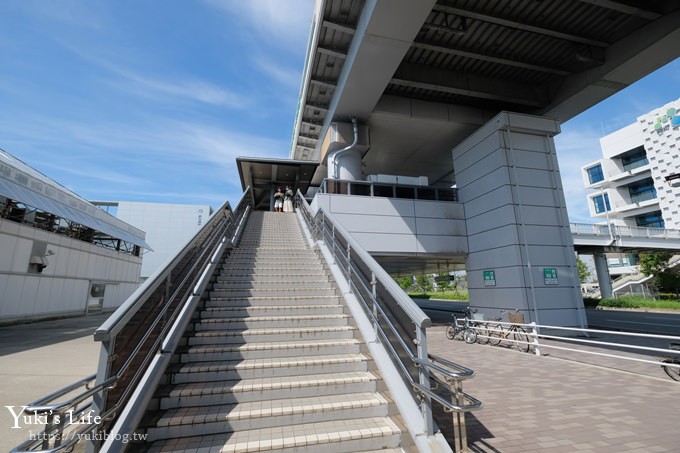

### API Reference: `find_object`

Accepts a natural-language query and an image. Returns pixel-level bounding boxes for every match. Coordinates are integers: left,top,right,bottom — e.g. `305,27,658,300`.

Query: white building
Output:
0,150,148,323
583,98,680,229
581,98,680,275
92,201,213,281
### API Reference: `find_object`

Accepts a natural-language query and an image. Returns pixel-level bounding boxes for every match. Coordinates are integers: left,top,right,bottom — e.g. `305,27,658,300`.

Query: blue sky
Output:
1,1,678,224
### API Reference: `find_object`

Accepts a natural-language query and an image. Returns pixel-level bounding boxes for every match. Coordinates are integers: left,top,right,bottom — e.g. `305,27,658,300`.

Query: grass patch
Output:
587,295,680,310
408,290,469,301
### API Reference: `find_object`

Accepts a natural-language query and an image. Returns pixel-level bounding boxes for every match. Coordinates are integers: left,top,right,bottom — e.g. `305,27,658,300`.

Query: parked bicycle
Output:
661,342,680,381
486,309,531,353
446,308,477,344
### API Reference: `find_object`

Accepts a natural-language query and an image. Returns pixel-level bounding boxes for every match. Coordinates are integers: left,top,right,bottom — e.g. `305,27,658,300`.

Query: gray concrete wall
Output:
311,194,468,256
453,111,586,327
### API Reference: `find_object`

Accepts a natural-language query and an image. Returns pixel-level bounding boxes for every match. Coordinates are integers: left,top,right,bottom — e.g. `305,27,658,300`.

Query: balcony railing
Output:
622,158,649,172
319,178,458,202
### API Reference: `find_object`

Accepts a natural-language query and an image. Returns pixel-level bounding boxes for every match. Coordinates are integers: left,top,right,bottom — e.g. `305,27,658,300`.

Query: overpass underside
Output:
283,0,680,328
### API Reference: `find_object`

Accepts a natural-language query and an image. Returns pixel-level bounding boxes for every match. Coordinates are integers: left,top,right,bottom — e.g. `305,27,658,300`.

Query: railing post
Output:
371,272,378,339
451,378,467,453
346,243,352,281
530,321,541,356
416,326,434,436
163,274,172,326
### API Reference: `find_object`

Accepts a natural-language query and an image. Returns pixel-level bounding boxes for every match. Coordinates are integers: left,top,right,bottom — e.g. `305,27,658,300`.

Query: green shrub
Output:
408,290,469,301
597,295,680,310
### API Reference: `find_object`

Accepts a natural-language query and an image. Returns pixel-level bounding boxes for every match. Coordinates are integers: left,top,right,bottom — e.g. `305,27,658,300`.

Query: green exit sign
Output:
544,268,558,285
483,270,496,286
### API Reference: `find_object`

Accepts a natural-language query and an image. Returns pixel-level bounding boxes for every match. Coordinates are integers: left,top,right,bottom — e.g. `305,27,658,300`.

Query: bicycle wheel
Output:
662,360,680,381
446,325,455,340
487,324,503,346
512,327,530,353
475,323,490,344
463,328,477,344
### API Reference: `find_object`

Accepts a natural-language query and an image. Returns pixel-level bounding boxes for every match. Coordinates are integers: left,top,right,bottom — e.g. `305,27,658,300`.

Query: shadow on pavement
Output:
0,313,111,356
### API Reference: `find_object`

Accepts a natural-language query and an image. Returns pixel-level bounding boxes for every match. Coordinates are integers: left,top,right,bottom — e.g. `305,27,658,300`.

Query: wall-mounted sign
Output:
483,270,496,286
654,107,680,132
544,268,558,285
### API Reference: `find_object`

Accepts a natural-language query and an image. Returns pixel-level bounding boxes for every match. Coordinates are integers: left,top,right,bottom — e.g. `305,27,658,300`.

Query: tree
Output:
415,274,433,292
576,256,591,284
394,276,412,290
639,253,673,290
436,274,451,292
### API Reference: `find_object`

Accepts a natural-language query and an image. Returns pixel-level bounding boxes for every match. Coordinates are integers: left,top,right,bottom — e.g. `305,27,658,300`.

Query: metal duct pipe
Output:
328,117,359,180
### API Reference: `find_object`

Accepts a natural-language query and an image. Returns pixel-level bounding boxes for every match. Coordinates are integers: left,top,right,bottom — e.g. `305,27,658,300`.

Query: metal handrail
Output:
570,222,680,239
295,190,481,443
12,188,254,453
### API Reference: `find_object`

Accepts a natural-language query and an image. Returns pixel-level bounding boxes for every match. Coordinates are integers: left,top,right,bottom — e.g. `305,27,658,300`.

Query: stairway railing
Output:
296,191,481,452
11,188,253,453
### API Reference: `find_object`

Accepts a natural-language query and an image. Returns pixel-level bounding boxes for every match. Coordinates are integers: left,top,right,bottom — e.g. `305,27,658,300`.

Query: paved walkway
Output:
0,314,107,452
427,325,680,453
1,315,679,452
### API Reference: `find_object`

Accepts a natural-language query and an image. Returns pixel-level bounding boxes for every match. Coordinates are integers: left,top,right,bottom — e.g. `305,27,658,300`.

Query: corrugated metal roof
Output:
0,149,150,249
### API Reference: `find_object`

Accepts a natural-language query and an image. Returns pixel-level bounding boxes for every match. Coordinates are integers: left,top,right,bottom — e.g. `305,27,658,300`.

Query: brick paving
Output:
2,315,679,452
428,325,680,452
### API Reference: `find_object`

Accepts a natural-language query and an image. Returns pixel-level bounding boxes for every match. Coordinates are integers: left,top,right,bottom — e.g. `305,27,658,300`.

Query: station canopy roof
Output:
236,157,319,211
0,149,151,249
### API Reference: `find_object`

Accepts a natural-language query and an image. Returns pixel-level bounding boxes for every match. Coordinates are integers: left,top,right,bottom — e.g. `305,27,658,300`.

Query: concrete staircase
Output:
142,211,408,452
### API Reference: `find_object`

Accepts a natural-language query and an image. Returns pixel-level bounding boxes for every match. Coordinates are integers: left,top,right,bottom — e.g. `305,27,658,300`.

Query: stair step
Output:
210,288,338,298
212,281,333,290
224,255,319,262
158,371,378,409
201,304,345,317
218,267,324,276
147,393,389,441
188,325,356,345
194,314,350,330
178,338,361,361
216,273,328,282
204,295,341,307
228,250,315,256
169,353,369,383
147,417,402,453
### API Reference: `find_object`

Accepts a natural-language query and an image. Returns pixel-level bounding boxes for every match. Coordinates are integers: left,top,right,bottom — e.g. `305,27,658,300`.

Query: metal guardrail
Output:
296,190,481,452
465,317,680,377
318,177,458,202
570,222,680,239
11,188,254,453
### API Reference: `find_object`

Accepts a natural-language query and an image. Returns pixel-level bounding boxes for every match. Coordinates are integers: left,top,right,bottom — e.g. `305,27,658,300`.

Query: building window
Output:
593,193,611,214
620,147,649,172
627,178,656,203
90,284,106,298
586,165,604,184
635,211,664,228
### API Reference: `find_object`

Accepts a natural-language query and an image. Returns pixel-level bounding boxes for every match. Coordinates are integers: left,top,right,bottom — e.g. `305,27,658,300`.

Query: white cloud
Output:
0,111,289,204
203,0,315,52
57,41,249,109
252,55,302,90
110,69,249,109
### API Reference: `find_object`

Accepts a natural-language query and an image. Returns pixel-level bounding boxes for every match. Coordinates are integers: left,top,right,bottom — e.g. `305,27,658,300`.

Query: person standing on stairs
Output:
283,186,294,213
273,187,284,212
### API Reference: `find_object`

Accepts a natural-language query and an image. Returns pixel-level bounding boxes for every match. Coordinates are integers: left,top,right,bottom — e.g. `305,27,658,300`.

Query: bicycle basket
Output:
471,313,485,321
508,312,525,324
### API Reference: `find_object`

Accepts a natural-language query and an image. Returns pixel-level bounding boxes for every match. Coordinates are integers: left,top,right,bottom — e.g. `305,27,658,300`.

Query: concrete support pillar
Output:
593,252,613,299
453,111,586,327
